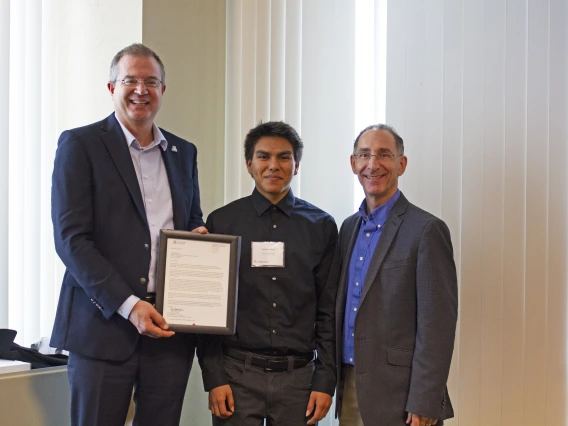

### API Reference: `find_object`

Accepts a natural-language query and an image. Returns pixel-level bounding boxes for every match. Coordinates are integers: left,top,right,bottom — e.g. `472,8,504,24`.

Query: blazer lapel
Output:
100,114,147,225
340,216,362,296
161,143,185,230
359,194,409,304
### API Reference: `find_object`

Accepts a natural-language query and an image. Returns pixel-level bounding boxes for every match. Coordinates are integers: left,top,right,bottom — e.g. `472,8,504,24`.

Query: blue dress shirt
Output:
343,190,401,364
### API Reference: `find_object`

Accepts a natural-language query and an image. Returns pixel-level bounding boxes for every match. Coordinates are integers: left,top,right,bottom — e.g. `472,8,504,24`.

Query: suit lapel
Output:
100,114,147,225
359,194,409,305
161,142,185,230
340,216,362,298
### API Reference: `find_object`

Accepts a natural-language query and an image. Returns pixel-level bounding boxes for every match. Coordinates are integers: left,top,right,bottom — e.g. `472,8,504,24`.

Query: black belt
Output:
224,347,314,372
144,293,156,305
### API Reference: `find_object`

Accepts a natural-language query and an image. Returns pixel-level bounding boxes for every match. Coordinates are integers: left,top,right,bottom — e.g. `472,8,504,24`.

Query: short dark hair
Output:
353,124,404,155
244,121,304,162
109,43,166,84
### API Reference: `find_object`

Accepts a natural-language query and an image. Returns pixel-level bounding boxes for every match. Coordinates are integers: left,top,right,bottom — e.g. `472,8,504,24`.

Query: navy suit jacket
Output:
334,193,457,425
50,113,204,361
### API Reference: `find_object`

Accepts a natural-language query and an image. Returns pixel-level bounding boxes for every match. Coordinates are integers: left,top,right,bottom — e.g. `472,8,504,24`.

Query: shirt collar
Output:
115,114,168,151
251,187,295,217
357,189,401,224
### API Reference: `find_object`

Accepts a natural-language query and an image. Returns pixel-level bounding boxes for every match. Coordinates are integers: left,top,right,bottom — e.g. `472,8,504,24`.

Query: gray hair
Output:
353,124,404,155
109,43,166,84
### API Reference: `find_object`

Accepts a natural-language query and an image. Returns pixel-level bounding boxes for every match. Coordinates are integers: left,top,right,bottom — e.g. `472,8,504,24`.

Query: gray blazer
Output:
334,192,457,425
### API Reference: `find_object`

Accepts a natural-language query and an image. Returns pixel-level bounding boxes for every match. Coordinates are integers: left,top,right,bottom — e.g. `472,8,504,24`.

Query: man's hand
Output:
209,384,234,419
406,412,438,426
128,301,175,338
191,226,208,234
305,391,332,425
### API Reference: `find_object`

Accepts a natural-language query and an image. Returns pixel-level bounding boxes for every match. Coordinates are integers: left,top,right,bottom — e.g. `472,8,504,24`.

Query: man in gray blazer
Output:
333,124,458,426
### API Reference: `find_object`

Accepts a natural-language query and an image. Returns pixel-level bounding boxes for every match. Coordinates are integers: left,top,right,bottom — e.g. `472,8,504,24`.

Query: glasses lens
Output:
145,79,160,88
121,78,160,87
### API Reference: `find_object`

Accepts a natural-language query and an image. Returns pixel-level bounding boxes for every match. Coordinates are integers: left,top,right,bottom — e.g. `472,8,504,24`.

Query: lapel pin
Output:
171,146,178,153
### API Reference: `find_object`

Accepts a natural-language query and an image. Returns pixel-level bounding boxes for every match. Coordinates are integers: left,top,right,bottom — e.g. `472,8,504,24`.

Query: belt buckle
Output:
265,357,288,372
264,358,275,372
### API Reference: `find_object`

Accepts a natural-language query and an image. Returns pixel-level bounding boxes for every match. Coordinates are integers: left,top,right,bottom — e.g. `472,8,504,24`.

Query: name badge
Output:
251,242,285,267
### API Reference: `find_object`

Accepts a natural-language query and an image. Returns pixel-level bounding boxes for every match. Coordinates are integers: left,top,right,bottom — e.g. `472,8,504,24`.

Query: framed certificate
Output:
155,230,241,334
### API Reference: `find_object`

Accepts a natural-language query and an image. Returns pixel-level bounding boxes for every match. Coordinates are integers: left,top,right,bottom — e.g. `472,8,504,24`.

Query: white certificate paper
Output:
162,238,230,327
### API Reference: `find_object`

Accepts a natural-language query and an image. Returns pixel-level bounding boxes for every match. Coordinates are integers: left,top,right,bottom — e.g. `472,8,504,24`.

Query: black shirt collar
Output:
251,187,295,217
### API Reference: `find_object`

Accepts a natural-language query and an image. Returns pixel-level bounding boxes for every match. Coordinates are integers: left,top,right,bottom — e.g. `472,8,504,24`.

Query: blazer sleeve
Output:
51,130,134,319
405,218,458,418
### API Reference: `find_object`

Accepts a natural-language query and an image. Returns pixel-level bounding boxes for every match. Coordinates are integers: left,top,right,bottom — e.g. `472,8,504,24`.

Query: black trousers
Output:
68,334,195,426
212,354,316,426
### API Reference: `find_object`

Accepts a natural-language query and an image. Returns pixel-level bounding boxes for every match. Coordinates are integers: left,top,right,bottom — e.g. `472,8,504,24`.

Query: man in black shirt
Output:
198,121,338,425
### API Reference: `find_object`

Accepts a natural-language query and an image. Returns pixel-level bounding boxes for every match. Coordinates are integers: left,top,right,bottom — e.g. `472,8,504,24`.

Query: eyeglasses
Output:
353,152,402,164
118,78,162,88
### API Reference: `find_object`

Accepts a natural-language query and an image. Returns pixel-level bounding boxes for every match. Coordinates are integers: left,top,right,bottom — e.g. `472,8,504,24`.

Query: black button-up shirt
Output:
198,188,338,395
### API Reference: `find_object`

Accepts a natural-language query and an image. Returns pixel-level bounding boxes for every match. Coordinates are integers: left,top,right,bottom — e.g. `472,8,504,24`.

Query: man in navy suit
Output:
50,43,206,426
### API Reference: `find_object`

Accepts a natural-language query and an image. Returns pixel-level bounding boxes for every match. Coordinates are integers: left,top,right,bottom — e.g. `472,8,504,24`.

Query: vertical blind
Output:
0,0,143,347
386,0,567,424
1,0,61,347
225,0,356,225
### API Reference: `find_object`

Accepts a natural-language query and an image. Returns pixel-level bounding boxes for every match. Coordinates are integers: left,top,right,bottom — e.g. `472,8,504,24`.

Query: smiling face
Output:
351,129,407,212
246,136,300,204
107,54,165,132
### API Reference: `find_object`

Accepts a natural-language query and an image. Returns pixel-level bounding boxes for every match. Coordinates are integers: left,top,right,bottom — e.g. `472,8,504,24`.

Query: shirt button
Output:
272,277,276,281
349,358,353,362
355,282,359,286
273,224,277,228
273,303,277,308
148,199,153,203
354,307,357,312
272,329,276,334
359,257,363,261
140,278,147,284
144,174,149,179
366,233,370,237
144,244,150,250
351,333,354,337
377,224,381,228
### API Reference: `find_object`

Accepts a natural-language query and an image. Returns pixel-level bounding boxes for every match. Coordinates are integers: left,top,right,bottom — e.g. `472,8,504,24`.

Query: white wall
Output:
143,0,226,218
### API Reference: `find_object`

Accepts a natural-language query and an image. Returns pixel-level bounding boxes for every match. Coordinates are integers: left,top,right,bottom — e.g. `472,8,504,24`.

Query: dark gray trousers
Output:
68,334,195,426
212,354,315,426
